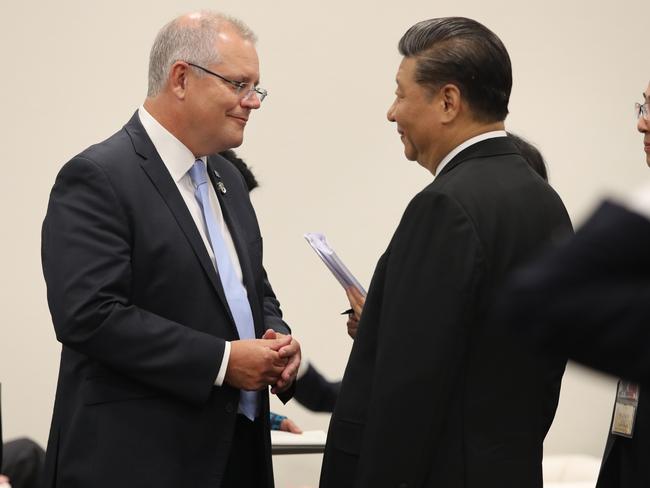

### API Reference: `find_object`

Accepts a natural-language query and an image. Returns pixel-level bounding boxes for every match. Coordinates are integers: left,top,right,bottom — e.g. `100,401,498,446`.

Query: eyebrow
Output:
243,75,261,86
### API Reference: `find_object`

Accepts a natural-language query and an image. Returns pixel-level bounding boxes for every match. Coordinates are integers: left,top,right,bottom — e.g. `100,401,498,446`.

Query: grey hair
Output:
147,11,257,97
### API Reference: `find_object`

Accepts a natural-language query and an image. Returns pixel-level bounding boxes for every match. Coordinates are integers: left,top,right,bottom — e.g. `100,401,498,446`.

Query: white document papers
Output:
304,233,367,295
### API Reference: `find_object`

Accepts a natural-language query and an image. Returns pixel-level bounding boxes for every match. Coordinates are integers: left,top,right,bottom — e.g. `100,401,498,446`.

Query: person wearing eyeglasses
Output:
40,11,300,488
639,92,649,166
499,81,650,488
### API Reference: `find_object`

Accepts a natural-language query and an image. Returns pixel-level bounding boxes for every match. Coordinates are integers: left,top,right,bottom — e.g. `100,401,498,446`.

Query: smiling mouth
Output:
228,114,249,124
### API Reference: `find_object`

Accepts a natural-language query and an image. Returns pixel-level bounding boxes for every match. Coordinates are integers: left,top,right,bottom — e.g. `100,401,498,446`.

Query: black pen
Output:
340,308,354,315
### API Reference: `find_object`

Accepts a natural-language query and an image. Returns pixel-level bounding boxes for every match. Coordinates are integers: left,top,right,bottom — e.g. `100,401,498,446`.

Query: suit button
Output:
398,483,408,488
225,402,234,413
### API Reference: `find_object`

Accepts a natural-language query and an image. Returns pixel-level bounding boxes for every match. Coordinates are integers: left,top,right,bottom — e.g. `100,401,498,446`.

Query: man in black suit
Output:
501,82,650,488
41,11,300,488
319,17,572,488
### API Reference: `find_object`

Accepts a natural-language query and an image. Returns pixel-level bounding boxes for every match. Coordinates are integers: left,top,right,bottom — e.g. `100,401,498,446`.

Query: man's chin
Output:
224,132,245,150
403,147,418,162
229,138,244,149
205,136,243,155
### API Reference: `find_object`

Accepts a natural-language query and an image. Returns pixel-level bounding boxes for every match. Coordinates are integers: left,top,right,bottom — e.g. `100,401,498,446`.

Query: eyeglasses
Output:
187,62,268,103
635,102,649,121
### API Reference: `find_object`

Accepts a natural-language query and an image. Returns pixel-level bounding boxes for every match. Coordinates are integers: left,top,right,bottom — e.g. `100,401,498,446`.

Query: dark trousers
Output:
222,415,267,488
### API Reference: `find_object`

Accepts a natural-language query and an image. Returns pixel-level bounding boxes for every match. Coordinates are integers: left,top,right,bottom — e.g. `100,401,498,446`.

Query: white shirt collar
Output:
137,105,205,182
435,130,508,176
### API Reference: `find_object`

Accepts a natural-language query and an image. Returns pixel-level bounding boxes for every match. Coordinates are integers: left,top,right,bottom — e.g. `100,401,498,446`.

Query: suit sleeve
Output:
42,156,224,406
259,272,296,402
501,200,650,385
261,271,291,335
295,364,340,413
355,191,484,486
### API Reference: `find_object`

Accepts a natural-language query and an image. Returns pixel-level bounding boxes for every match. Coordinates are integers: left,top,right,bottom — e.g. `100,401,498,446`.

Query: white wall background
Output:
1,0,648,486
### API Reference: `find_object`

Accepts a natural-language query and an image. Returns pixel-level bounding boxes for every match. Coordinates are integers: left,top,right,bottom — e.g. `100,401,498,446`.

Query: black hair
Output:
219,149,259,192
508,132,548,181
398,17,512,122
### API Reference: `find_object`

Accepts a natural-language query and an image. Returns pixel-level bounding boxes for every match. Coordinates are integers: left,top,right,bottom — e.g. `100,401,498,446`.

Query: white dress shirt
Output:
138,105,244,387
435,130,508,176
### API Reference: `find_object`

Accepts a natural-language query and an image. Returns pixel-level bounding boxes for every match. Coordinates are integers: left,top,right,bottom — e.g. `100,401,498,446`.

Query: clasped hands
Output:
225,330,301,395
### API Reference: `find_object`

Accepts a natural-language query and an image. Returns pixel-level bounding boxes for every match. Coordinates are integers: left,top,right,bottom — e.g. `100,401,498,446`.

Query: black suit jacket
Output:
294,364,340,413
319,137,572,488
41,112,291,488
501,201,650,488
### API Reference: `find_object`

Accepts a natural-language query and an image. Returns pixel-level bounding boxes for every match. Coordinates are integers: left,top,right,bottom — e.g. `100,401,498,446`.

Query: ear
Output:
438,84,461,123
168,61,190,100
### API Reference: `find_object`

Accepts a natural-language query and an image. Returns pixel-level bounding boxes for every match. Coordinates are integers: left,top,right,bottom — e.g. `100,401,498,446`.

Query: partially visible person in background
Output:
219,149,259,191
508,132,548,181
500,82,650,488
293,362,340,413
221,150,341,417
0,438,44,488
268,412,301,433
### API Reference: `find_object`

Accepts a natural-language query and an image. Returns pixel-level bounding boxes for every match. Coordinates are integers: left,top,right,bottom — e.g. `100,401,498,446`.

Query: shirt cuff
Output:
214,341,231,386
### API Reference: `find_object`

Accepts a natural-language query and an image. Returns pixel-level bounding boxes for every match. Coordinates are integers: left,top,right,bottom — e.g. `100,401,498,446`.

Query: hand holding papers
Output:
304,233,367,296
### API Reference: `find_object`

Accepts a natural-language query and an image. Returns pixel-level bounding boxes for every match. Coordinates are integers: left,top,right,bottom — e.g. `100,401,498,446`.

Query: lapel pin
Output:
212,169,227,194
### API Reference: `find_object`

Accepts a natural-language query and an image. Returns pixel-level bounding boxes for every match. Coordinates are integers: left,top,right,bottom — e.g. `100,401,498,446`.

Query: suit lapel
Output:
123,113,237,331
208,156,264,338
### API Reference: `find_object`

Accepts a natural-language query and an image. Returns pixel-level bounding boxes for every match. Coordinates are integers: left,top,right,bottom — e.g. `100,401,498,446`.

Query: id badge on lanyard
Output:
611,380,640,438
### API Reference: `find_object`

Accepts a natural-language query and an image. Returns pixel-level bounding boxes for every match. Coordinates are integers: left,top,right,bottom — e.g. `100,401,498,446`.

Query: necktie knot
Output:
189,159,208,188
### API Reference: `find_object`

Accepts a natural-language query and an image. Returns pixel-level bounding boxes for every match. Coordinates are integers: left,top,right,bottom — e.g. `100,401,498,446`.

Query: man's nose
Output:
387,100,397,122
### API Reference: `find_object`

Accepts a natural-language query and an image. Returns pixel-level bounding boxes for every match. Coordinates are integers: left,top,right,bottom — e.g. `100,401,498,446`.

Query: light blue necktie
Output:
189,159,258,420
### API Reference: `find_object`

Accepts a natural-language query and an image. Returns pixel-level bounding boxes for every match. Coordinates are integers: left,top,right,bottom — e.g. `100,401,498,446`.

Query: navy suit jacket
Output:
41,112,291,488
